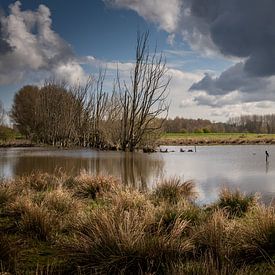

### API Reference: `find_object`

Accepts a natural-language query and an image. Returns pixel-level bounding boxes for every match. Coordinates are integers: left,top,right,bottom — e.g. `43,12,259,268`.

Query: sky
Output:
1,0,275,121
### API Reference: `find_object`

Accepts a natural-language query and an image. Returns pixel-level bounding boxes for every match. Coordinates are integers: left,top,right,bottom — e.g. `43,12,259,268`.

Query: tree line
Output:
163,115,275,134
163,117,229,133
11,32,170,151
227,114,275,133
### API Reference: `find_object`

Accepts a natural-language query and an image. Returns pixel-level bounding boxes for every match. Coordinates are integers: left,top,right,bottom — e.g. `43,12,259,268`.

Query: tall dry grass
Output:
214,187,259,217
152,177,197,204
0,172,274,274
61,207,193,274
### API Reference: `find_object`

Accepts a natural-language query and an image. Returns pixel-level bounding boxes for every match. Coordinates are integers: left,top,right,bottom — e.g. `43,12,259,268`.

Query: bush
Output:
0,126,16,141
194,128,203,133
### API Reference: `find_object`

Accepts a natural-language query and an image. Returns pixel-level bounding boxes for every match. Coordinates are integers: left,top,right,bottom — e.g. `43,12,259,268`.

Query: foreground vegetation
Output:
160,132,275,145
0,172,274,274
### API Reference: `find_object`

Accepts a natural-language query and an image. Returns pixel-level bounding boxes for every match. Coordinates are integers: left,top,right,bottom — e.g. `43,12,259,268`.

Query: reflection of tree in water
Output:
12,151,164,188
120,152,164,189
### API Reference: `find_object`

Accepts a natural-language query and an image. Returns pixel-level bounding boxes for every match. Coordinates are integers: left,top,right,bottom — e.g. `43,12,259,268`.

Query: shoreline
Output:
158,138,275,146
2,134,275,149
159,133,275,146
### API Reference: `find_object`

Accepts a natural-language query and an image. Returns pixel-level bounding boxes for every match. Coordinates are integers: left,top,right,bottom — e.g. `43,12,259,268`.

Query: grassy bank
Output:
159,132,275,146
0,172,274,274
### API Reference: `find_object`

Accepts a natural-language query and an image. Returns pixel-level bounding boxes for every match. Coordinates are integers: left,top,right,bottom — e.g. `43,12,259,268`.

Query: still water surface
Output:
0,145,275,204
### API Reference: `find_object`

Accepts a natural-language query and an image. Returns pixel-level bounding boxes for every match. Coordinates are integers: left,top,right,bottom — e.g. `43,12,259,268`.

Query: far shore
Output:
159,132,275,146
0,139,36,148
2,133,275,149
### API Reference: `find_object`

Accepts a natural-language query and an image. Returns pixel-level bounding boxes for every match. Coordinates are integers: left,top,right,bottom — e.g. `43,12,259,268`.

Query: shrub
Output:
0,126,16,141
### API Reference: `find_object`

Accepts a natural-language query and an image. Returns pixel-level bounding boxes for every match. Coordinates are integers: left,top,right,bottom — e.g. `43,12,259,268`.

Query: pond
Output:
0,145,274,204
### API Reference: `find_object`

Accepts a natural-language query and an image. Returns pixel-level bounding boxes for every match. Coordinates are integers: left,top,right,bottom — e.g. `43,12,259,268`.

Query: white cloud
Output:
104,0,182,33
0,1,87,85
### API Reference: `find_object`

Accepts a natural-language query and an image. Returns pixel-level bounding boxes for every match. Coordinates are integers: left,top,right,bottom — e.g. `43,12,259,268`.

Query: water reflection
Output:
1,148,164,189
1,146,275,204
266,160,270,174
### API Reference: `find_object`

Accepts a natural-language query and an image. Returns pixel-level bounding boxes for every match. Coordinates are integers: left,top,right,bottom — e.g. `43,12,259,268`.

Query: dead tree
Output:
118,31,170,151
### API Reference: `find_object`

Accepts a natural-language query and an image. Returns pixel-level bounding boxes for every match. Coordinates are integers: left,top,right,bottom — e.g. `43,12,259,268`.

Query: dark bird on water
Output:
265,150,269,162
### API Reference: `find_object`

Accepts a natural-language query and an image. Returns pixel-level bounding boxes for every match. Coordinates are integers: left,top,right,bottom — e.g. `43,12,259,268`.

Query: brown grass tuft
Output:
153,177,197,204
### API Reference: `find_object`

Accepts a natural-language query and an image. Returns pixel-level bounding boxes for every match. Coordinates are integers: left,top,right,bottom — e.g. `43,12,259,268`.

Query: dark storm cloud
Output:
184,0,275,104
190,63,270,95
188,0,275,77
108,0,275,103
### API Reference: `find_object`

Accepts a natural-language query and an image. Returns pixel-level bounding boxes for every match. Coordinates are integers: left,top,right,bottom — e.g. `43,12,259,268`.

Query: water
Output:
0,145,274,204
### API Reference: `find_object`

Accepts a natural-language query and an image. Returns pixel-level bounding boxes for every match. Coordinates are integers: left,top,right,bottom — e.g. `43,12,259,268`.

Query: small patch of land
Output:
159,132,275,146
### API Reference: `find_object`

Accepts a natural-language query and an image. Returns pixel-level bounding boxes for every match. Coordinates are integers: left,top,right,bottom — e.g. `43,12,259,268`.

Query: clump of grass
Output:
235,205,275,263
73,172,119,199
152,177,197,204
0,233,15,273
214,187,259,217
61,207,193,274
42,188,78,216
21,172,60,192
109,187,152,213
0,183,15,208
8,196,58,241
194,210,237,269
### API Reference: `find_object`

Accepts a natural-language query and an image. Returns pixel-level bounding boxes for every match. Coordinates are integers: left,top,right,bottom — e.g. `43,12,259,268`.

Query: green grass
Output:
160,132,275,145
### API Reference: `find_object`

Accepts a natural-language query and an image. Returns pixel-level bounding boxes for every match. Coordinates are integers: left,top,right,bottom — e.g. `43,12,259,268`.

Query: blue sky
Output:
1,0,275,121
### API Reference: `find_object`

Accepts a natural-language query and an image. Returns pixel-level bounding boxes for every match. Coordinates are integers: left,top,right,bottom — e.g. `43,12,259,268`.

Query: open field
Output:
0,172,274,274
159,132,275,146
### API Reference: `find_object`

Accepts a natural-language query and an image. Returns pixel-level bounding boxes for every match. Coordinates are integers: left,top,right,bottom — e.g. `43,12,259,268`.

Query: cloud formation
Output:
104,0,182,33
0,1,87,85
106,0,275,106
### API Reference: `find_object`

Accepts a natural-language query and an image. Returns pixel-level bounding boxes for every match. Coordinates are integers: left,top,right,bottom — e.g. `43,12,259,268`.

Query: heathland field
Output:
160,132,275,145
0,172,275,274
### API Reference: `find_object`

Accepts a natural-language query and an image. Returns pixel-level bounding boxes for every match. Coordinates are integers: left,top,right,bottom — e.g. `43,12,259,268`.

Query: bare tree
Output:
118,31,170,151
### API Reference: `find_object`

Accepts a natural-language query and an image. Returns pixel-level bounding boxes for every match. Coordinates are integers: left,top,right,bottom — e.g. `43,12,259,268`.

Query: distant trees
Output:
162,114,275,134
163,117,227,133
227,114,275,133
